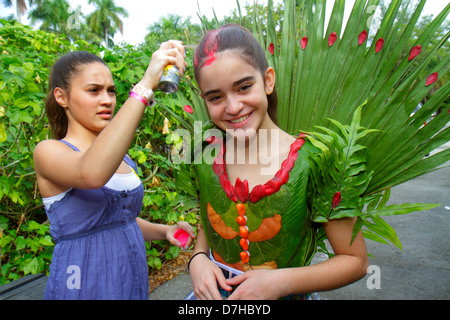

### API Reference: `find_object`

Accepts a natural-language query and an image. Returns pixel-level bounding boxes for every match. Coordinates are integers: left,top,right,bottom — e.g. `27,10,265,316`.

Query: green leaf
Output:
15,236,27,251
27,221,41,232
39,235,54,246
351,217,364,245
22,257,42,275
364,202,440,217
364,215,402,250
0,123,6,143
164,245,180,260
307,105,376,221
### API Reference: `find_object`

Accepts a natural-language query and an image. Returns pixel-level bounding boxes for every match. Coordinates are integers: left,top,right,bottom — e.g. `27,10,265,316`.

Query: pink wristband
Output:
130,91,149,106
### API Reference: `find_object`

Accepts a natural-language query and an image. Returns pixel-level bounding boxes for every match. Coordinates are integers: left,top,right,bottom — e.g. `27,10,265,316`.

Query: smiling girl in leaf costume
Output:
187,24,368,300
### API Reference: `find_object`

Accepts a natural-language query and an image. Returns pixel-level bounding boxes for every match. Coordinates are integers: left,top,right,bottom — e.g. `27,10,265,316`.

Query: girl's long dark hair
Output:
46,51,107,139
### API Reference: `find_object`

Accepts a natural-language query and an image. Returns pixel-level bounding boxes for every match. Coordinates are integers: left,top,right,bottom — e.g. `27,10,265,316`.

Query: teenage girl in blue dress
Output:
34,41,195,300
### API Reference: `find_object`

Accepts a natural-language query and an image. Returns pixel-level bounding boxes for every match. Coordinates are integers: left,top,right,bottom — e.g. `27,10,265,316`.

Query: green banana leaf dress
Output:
188,134,321,299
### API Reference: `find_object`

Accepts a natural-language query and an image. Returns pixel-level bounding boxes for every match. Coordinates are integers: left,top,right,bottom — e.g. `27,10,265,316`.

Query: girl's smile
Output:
227,112,252,128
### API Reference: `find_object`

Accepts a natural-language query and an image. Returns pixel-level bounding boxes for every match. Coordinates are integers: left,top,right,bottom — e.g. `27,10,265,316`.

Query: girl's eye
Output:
207,95,222,102
239,84,252,92
108,88,116,95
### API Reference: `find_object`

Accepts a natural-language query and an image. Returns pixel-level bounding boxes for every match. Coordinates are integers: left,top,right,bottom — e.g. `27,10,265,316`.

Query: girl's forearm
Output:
136,217,170,242
77,98,147,188
192,228,210,254
273,253,368,297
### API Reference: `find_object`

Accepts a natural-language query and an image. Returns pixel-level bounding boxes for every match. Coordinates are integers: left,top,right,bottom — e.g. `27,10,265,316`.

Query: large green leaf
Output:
307,105,377,221
253,0,450,196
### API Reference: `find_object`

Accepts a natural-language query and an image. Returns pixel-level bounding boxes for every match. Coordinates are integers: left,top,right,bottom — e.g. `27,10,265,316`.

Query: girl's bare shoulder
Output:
33,139,77,166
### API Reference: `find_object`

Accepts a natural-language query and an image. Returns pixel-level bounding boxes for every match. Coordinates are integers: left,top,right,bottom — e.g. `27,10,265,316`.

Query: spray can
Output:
158,65,180,93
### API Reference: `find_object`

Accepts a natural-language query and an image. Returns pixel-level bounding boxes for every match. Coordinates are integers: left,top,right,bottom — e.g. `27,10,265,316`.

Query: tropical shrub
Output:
0,19,198,284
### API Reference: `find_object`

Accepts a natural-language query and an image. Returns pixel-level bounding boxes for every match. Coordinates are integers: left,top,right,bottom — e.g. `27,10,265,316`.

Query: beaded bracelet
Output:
187,252,209,271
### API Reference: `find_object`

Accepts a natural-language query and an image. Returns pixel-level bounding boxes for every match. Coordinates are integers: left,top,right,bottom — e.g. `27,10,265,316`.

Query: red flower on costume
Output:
301,36,308,50
281,157,296,172
332,191,342,209
328,32,337,47
249,184,266,203
375,38,384,53
240,251,250,264
358,30,367,45
425,72,438,87
275,168,290,184
263,178,282,196
235,177,249,203
213,135,306,204
269,42,275,55
239,238,249,251
409,45,421,61
221,177,237,202
212,159,224,176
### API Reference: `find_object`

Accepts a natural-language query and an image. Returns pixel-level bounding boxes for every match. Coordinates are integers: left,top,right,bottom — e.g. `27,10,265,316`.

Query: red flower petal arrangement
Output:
211,134,306,264
213,134,306,204
408,45,421,61
358,30,368,45
328,32,337,47
375,38,384,53
301,36,308,50
269,42,275,55
332,191,342,209
425,72,438,87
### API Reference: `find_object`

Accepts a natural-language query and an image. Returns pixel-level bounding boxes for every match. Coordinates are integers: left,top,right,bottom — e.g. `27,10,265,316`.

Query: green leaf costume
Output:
196,136,320,270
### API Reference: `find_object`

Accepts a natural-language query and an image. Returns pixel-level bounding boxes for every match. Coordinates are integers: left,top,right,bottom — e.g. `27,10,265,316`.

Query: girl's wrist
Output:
140,75,158,92
130,82,155,107
188,251,209,271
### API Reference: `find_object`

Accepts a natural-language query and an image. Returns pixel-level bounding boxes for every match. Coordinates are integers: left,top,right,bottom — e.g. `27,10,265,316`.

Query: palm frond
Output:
254,0,449,195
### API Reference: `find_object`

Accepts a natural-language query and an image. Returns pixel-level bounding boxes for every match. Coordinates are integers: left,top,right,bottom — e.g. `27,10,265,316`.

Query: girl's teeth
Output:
231,114,249,124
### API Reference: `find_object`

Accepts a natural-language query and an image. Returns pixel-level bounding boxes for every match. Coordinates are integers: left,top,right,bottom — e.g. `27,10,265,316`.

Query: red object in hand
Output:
174,229,190,247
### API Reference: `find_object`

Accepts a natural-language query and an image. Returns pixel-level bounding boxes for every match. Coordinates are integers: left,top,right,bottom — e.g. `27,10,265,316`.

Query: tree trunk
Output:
104,26,109,48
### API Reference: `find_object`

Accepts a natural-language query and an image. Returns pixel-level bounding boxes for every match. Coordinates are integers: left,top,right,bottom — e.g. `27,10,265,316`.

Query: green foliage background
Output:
0,18,202,284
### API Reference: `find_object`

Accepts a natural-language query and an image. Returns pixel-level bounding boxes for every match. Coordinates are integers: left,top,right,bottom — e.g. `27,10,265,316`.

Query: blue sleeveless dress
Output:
43,140,149,300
